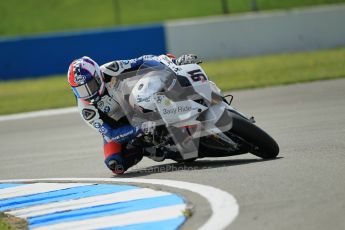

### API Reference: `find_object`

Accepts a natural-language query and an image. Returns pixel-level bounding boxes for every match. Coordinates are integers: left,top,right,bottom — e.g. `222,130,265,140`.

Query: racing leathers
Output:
77,54,199,174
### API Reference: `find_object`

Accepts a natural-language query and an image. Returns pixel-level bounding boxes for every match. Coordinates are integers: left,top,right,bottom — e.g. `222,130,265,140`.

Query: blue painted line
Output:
29,195,184,228
101,216,185,230
0,184,137,211
0,183,25,189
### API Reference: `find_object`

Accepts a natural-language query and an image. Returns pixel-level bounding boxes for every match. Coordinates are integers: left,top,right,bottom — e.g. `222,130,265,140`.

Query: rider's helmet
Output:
67,56,105,103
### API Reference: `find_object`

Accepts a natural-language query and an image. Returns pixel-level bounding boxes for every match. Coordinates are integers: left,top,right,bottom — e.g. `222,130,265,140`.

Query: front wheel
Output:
230,115,279,159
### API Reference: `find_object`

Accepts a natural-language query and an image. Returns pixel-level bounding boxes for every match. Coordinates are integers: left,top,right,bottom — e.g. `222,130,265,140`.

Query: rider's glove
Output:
175,54,202,65
141,121,156,135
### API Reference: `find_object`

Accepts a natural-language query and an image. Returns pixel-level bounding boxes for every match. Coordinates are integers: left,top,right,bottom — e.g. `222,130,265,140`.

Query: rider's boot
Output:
105,147,143,174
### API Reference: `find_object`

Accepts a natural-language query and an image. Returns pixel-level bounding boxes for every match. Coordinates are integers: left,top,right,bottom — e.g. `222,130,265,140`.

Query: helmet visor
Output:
73,78,99,99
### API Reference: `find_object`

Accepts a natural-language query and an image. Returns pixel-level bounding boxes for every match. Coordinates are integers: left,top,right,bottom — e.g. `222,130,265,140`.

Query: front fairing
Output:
111,60,234,159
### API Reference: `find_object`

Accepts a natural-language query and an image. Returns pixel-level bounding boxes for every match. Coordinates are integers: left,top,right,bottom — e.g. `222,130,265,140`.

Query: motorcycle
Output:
112,57,279,163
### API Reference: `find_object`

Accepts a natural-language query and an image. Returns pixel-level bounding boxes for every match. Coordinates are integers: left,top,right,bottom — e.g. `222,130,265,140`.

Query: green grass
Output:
1,0,345,36
0,221,12,230
203,48,345,90
0,213,27,230
0,217,14,230
0,76,75,115
0,48,344,115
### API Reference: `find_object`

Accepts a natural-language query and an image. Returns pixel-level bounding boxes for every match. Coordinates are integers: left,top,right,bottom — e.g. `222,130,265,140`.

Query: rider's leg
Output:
103,139,143,174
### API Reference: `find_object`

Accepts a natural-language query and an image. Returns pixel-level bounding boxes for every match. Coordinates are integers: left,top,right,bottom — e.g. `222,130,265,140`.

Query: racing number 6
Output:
187,69,207,82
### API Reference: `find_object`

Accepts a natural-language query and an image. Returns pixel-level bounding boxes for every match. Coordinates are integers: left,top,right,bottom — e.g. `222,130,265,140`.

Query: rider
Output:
67,54,200,174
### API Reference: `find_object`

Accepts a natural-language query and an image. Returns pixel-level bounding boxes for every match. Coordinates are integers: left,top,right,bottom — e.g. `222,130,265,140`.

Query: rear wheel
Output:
230,115,279,159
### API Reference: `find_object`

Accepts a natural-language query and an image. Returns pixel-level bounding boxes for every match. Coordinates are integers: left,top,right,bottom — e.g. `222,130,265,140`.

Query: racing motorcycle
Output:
113,57,279,163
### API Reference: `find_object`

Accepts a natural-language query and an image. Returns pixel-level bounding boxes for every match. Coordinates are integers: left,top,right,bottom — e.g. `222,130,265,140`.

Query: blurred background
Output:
1,0,345,36
0,0,344,114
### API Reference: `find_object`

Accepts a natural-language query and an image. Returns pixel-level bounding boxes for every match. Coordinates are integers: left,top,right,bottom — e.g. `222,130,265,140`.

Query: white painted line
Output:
33,204,186,230
9,188,169,218
0,178,239,230
0,183,91,200
0,107,77,122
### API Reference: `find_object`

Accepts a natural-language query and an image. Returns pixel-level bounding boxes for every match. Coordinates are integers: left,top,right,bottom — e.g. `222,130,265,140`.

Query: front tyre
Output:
230,115,279,159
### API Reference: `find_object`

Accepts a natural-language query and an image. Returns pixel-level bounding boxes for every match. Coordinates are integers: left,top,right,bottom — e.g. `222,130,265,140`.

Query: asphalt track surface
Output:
1,78,345,230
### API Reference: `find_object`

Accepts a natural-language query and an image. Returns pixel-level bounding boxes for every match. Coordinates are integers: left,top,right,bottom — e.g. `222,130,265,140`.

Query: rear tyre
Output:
230,115,279,159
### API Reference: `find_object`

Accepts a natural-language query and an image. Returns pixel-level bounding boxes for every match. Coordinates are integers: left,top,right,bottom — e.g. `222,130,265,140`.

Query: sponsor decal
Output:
121,60,130,65
97,101,104,108
93,122,101,129
106,62,119,72
82,109,96,120
104,106,111,113
162,106,198,115
164,99,171,106
173,67,182,72
156,96,163,104
137,96,151,103
74,75,86,84
114,130,134,141
99,127,108,134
